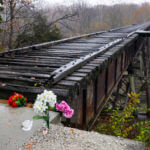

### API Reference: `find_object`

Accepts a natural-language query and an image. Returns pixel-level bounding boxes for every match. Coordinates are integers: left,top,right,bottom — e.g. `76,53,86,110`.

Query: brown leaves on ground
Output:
26,103,33,108
70,128,75,134
25,142,37,150
0,99,8,104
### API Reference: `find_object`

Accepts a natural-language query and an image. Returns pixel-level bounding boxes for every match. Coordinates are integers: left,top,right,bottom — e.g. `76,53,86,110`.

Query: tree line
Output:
0,1,150,51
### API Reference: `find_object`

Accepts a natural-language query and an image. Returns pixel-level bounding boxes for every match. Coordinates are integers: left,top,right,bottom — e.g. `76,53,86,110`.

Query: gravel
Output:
21,124,145,150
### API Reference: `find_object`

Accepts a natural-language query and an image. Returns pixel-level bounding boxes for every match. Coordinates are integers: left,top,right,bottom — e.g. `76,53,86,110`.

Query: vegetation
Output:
15,14,62,47
57,2,150,36
0,1,150,50
96,92,150,150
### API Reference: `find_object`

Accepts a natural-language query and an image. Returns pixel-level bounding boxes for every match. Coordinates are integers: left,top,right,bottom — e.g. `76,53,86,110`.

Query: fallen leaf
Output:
25,142,36,150
25,144,32,150
70,128,74,133
1,83,6,87
0,100,8,104
26,103,33,108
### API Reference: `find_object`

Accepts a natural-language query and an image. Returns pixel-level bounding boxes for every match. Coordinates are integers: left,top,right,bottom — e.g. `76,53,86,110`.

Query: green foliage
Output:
96,92,150,149
15,14,62,48
33,15,62,43
133,121,150,140
33,114,49,129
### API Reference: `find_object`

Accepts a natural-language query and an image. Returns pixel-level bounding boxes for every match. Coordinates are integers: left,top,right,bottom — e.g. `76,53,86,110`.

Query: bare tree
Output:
1,0,150,49
1,0,36,49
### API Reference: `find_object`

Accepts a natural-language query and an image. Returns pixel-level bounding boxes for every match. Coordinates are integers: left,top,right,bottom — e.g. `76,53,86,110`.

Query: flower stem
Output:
46,111,50,129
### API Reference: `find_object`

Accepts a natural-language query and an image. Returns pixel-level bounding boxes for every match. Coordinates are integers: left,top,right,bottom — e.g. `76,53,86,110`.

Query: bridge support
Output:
109,34,150,119
145,38,150,117
134,31,150,117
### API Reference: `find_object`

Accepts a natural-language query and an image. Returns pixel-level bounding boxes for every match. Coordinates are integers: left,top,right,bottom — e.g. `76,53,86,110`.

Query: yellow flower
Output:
128,92,141,103
131,98,140,103
131,92,140,98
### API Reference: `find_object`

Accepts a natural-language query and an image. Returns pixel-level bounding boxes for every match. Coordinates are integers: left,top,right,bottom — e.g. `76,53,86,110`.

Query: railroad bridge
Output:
0,23,150,130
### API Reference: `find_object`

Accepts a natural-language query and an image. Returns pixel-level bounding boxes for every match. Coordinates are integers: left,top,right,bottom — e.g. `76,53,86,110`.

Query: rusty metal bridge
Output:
0,23,150,129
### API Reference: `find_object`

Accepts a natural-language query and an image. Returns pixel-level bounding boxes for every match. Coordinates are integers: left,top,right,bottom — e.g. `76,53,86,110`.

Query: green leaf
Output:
15,101,20,105
33,115,48,122
33,115,50,129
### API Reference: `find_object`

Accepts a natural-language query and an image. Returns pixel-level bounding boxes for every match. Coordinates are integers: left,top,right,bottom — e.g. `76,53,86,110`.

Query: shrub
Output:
96,92,150,149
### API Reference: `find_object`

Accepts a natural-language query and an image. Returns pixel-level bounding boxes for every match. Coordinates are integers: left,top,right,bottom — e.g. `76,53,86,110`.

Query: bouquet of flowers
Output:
33,90,74,128
56,101,74,118
8,92,27,107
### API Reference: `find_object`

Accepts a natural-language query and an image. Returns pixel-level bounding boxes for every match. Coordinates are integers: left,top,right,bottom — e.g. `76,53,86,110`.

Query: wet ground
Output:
0,103,59,150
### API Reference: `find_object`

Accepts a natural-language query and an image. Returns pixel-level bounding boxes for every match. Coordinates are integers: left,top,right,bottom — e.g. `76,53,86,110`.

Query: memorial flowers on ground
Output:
8,92,27,107
8,90,74,130
33,90,57,129
33,90,74,129
56,101,74,118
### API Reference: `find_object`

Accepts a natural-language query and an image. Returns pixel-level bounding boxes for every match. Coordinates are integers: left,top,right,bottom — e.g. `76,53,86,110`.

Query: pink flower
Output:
63,109,74,118
56,101,74,118
56,101,70,112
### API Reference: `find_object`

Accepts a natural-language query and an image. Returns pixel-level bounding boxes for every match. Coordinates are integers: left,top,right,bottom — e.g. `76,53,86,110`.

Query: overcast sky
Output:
45,0,150,6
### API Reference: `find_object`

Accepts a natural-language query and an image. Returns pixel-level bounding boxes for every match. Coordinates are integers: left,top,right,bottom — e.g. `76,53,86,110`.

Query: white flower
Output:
22,120,33,131
33,100,48,114
43,90,57,107
35,90,57,107
33,90,57,114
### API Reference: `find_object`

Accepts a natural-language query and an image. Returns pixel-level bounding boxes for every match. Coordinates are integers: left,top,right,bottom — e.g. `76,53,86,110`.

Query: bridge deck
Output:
0,23,150,128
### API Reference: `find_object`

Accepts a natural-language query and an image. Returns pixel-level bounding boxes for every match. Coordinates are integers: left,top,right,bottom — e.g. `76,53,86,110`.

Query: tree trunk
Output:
8,0,14,49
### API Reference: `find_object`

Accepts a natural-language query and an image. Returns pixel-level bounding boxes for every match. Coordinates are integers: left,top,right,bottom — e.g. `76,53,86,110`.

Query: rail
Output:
46,27,146,86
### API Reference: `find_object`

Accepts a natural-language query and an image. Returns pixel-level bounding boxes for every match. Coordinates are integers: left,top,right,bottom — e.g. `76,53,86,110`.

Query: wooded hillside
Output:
0,1,150,50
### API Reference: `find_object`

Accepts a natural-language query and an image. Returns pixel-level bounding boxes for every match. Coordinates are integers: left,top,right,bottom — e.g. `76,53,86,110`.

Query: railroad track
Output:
0,23,148,97
0,22,150,128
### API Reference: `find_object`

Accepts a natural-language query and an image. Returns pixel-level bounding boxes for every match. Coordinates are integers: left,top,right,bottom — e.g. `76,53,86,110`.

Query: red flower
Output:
8,96,13,105
8,99,13,105
9,96,13,100
19,94,22,98
8,92,27,107
12,102,18,107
